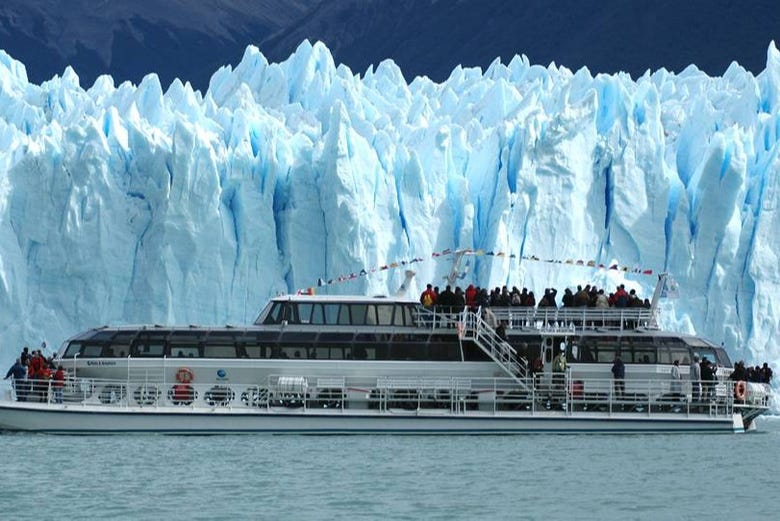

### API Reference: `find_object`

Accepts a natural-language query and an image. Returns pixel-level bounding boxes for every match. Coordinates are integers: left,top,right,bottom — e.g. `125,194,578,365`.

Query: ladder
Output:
459,309,529,387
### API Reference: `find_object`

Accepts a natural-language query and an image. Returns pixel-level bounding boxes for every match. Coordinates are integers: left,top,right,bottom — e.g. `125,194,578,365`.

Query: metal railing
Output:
460,310,528,383
4,373,769,420
412,305,657,332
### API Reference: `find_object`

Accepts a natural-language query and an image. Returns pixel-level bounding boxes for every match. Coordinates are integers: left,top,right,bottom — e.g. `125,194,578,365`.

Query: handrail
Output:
3,373,769,420
461,309,528,384
413,304,658,332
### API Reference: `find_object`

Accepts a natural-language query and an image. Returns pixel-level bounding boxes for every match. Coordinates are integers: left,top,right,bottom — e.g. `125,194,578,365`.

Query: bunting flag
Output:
297,247,657,294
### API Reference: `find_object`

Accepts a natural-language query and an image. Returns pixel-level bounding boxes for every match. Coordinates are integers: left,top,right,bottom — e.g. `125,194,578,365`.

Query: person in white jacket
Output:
690,355,701,401
670,359,682,398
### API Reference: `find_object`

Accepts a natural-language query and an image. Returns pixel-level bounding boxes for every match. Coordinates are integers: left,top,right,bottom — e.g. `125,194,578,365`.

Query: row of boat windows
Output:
260,302,417,326
64,338,464,362
552,337,729,366
62,331,726,365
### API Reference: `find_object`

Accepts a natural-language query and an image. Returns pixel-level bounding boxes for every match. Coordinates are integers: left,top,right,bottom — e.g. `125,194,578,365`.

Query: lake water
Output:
2,417,779,520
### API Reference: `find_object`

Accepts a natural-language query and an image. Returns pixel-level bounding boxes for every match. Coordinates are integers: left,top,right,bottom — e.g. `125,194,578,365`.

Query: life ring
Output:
734,380,747,401
176,367,194,384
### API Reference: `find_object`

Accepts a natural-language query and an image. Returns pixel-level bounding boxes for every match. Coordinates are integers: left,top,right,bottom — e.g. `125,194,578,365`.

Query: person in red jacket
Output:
465,284,478,310
52,366,66,404
419,284,437,307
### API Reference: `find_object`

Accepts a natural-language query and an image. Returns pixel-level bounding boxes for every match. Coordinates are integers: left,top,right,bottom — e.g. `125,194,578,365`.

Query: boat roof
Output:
271,294,417,304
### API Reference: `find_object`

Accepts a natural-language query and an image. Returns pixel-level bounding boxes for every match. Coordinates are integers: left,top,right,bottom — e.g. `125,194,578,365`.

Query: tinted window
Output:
262,303,283,324
204,344,237,358
81,344,104,358
171,345,200,358
376,305,394,325
310,304,325,325
297,303,314,324
64,342,82,357
350,305,368,325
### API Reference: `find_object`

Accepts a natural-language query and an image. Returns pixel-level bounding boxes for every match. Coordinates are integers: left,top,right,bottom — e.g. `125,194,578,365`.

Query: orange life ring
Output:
734,380,747,401
176,367,194,384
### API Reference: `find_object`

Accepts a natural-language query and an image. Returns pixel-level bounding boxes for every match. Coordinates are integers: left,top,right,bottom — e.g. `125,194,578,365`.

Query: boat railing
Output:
412,305,657,332
6,373,769,419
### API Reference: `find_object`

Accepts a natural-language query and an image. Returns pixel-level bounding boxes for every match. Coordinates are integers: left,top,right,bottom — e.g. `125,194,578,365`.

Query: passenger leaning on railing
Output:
4,358,27,401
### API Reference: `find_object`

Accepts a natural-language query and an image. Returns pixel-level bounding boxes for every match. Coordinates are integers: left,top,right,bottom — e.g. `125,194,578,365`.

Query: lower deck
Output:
0,373,769,434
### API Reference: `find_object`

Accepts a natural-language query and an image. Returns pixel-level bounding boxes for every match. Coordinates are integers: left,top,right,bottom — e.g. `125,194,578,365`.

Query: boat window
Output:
279,332,317,344
713,347,732,367
245,331,279,344
203,344,237,358
363,305,379,325
296,303,313,324
337,304,350,325
323,304,339,325
243,343,267,359
281,303,295,323
171,345,200,358
577,343,595,362
376,304,394,325
80,344,104,358
429,336,459,361
390,334,428,361
632,342,657,364
309,304,325,325
108,331,137,357
396,305,413,326
88,330,117,342
669,347,690,365
595,337,621,363
353,333,386,360
262,303,283,324
350,304,368,325
657,346,671,364
691,348,716,365
131,332,167,357
100,345,119,357
64,342,82,357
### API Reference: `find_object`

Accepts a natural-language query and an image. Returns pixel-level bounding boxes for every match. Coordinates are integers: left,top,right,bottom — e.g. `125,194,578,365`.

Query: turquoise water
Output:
2,417,779,520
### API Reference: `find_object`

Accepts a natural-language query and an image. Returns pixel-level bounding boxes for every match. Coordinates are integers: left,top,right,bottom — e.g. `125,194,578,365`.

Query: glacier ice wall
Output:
0,40,779,372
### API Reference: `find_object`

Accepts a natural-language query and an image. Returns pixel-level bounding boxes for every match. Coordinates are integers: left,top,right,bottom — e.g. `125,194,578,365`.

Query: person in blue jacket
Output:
4,358,27,401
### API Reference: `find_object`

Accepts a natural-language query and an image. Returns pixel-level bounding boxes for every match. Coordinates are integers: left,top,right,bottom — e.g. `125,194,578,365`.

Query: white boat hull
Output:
0,402,746,434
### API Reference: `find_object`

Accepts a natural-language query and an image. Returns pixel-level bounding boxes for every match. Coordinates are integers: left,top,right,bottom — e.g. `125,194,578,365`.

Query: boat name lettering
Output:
86,361,117,366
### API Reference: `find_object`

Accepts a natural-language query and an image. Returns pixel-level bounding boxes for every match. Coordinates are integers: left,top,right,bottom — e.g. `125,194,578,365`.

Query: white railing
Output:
4,374,769,420
461,310,528,382
412,305,657,332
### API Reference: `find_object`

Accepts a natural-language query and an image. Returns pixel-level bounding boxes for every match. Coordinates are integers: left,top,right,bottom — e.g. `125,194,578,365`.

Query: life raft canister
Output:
734,380,747,401
176,367,194,384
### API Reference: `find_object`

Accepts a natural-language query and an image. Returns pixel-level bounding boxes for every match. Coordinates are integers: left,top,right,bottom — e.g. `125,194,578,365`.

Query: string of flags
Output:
297,247,656,294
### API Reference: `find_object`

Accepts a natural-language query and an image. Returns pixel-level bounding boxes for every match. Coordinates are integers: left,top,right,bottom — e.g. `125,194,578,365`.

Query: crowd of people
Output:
730,361,773,384
3,346,65,403
420,282,652,311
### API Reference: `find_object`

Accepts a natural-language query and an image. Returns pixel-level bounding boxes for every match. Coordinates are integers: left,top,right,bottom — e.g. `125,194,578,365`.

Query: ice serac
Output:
0,40,779,377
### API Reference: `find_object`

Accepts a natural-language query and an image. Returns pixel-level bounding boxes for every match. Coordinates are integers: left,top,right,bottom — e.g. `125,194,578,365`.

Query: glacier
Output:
0,40,779,377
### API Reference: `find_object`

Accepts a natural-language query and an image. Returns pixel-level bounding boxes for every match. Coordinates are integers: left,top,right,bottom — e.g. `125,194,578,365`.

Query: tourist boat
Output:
0,274,772,434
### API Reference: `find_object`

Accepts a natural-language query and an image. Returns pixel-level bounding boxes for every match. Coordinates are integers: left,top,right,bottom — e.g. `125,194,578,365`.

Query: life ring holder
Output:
176,367,194,384
734,380,747,401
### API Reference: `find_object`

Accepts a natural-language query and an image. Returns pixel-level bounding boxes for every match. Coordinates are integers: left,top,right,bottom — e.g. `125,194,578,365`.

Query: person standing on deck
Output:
52,366,66,404
611,354,625,399
552,346,567,398
4,359,27,401
670,360,682,399
690,355,701,402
